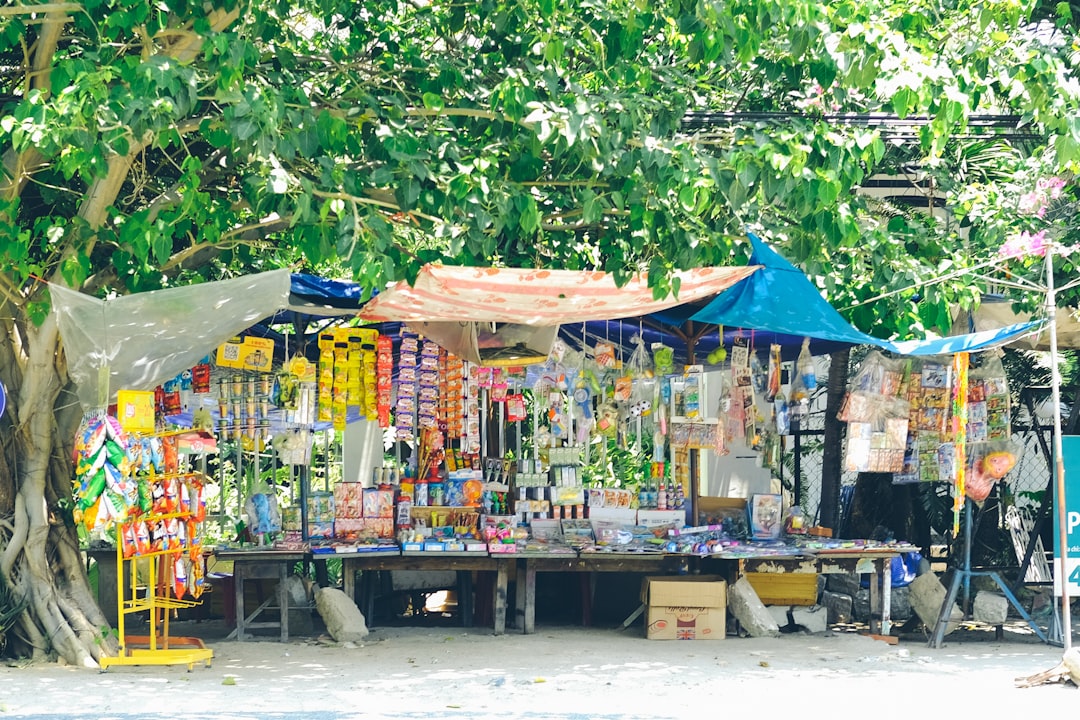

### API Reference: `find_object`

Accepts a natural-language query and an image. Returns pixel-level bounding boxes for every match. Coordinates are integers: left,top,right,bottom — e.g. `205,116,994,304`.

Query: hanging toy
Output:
573,385,593,419
652,343,674,377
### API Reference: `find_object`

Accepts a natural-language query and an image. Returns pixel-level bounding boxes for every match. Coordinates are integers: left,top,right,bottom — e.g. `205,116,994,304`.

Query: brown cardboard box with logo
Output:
641,575,727,640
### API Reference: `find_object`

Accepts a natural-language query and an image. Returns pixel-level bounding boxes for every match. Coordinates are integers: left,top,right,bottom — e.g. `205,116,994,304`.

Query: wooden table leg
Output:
493,561,508,635
234,564,246,641
342,559,355,605
279,562,289,643
881,558,893,635
457,570,474,628
524,562,536,635
579,573,593,627
868,566,880,635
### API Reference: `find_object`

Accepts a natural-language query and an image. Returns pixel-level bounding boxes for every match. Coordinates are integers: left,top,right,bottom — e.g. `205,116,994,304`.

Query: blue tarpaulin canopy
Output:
687,232,1044,358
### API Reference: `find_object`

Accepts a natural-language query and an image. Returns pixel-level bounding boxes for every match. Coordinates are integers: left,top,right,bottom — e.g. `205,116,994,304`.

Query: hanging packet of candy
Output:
507,394,527,422
332,341,349,431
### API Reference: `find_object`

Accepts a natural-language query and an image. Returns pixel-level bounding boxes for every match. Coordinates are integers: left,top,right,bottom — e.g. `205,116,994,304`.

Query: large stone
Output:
908,572,962,634
285,574,314,636
853,587,871,622
972,591,1009,626
728,576,780,638
315,587,369,642
822,590,852,625
768,605,828,633
890,586,912,623
825,572,862,598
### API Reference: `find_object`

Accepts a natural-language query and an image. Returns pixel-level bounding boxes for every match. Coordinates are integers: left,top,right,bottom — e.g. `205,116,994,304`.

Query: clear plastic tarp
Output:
51,270,294,409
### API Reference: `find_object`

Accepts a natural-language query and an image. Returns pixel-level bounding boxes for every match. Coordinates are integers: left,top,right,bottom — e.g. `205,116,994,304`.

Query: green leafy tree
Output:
3,0,1080,666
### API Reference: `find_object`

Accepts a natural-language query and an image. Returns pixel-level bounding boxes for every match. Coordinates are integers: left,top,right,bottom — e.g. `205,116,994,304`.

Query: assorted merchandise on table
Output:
204,324,823,558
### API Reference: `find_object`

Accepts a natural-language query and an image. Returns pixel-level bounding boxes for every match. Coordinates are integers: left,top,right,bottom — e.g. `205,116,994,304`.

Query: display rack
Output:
99,469,213,672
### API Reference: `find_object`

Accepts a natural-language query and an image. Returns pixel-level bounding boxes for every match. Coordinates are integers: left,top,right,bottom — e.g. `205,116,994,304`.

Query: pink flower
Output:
1018,192,1042,215
1020,176,1067,218
998,230,1048,259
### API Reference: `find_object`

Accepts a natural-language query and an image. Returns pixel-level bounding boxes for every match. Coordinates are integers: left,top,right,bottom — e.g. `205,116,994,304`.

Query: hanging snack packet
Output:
766,343,781,402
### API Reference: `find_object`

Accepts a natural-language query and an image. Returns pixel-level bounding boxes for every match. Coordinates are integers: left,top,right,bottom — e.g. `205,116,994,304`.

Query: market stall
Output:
54,240,1046,648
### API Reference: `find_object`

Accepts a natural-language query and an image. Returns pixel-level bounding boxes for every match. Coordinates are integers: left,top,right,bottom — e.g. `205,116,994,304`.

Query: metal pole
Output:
793,417,802,507
481,388,488,460
1047,245,1073,650
498,402,506,458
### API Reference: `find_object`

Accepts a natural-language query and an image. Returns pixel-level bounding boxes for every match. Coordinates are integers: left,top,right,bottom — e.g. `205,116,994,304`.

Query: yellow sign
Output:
116,390,155,433
216,336,275,370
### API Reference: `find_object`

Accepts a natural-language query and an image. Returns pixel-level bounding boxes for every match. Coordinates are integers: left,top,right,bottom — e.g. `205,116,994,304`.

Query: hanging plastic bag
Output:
797,337,817,392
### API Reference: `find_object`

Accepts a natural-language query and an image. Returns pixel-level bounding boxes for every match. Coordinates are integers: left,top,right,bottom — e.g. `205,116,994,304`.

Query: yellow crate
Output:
744,572,819,606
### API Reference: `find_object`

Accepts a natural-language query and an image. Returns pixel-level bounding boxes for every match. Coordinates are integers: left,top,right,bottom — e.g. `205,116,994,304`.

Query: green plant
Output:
583,435,654,492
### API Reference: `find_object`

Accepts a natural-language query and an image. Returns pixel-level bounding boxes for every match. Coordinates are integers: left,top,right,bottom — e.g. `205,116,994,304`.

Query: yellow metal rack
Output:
99,474,214,672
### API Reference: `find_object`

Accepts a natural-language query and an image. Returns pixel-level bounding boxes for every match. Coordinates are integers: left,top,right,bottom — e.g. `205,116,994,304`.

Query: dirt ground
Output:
2,614,1080,719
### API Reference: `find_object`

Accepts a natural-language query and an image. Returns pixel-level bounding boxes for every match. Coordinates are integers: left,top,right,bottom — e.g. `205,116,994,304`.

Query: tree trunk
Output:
0,315,114,667
819,348,850,532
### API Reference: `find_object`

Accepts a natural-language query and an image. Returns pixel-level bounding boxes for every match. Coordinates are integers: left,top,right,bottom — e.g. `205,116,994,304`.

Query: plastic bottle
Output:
657,482,668,511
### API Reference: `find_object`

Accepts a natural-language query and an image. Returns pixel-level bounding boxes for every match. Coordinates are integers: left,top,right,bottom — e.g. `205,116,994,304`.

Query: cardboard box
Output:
637,509,686,529
697,496,747,526
641,575,727,640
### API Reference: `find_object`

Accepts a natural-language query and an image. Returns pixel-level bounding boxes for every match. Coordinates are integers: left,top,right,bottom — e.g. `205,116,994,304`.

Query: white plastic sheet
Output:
51,270,294,409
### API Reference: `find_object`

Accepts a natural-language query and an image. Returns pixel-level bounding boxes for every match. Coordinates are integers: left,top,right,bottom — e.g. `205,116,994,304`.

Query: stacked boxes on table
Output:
332,482,394,540
641,576,727,640
548,446,584,516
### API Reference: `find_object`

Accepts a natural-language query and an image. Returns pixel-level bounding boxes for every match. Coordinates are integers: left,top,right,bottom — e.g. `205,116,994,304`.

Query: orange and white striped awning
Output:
356,264,759,325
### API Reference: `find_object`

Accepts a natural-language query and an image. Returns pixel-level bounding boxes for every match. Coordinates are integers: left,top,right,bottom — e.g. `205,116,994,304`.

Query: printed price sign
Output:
1054,436,1080,596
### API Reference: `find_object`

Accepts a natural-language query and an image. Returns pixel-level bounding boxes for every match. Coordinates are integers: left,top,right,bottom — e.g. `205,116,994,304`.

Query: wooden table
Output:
215,549,308,642
340,552,513,635
703,549,902,635
514,552,691,634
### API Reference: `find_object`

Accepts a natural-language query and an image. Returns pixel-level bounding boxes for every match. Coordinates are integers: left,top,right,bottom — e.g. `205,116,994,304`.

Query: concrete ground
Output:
2,610,1080,719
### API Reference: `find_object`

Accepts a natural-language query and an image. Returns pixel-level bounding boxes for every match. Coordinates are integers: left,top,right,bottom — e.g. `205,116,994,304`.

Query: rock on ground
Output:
314,586,369,642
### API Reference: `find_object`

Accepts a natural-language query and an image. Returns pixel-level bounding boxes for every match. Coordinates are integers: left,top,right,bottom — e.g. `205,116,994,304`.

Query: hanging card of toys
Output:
838,351,910,473
841,350,1017,505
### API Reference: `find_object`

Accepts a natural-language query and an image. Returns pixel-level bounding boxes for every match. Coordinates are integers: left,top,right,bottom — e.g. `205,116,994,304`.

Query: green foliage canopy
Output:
2,0,1080,339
